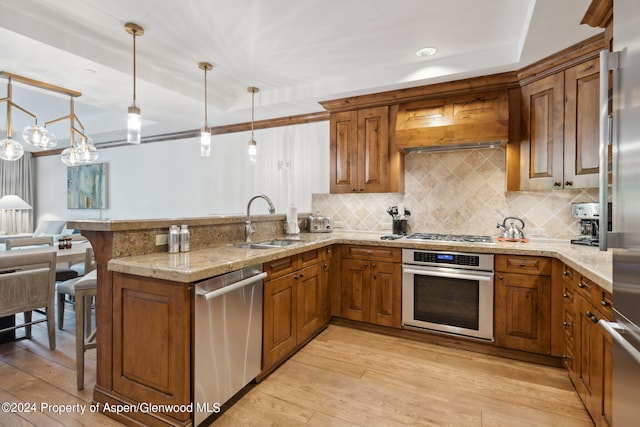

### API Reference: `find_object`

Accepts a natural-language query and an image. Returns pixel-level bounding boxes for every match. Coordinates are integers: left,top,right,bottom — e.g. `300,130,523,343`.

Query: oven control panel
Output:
413,252,480,267
402,249,494,271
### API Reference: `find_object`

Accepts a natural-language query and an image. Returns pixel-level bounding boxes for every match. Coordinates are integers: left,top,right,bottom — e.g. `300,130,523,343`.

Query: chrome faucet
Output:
245,194,276,242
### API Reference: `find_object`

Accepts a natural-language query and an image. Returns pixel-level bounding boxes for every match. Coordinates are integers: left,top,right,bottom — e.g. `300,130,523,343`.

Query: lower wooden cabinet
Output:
556,261,613,427
262,248,331,372
339,245,401,328
494,255,552,354
111,272,191,425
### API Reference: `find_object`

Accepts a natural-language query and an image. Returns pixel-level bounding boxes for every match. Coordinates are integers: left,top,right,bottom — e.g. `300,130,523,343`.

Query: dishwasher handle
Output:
599,319,640,365
197,271,267,300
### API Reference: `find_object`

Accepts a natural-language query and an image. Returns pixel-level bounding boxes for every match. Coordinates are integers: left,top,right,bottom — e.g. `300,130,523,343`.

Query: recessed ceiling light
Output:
416,47,438,57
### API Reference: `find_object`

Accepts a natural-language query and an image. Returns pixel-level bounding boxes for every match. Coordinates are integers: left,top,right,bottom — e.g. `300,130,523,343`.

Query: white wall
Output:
33,121,329,223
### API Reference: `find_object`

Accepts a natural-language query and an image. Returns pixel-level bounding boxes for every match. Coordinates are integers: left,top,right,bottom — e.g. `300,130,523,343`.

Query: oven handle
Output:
403,267,493,282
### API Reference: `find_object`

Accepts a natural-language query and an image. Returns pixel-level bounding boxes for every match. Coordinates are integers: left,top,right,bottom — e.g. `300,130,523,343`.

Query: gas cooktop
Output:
405,233,495,244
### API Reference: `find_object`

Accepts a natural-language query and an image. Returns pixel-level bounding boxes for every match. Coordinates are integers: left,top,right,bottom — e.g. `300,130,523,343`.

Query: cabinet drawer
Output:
299,249,322,268
559,263,575,286
575,275,595,301
264,256,296,280
495,255,551,275
595,288,613,320
343,245,400,262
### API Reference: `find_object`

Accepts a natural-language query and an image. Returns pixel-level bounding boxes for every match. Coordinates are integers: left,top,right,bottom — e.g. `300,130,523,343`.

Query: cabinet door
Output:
340,258,370,322
369,261,401,327
357,106,389,192
576,295,594,407
263,274,297,371
495,272,551,354
112,273,191,422
330,110,358,193
564,58,600,189
591,313,613,427
296,263,323,343
521,72,565,190
320,257,332,324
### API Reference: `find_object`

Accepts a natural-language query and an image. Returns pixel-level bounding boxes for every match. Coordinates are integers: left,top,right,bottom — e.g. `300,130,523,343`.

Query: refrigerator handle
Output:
599,50,619,251
599,320,640,365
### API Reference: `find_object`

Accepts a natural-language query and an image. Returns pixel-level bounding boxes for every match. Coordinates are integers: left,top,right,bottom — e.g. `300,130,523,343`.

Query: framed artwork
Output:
67,163,108,209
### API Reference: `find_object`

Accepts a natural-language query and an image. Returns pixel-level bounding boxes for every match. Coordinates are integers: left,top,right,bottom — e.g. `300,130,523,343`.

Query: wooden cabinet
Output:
495,255,552,354
111,272,191,425
339,245,401,327
555,260,613,427
329,106,392,193
262,248,331,372
520,57,600,190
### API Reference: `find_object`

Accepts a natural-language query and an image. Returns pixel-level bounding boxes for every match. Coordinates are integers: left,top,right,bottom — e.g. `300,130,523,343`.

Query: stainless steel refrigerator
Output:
598,1,640,425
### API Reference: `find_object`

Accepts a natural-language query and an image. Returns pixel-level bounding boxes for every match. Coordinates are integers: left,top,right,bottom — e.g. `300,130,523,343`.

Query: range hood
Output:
402,140,504,153
394,89,510,152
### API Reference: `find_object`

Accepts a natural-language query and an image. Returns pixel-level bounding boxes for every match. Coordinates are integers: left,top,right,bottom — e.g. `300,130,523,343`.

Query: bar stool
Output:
73,270,97,390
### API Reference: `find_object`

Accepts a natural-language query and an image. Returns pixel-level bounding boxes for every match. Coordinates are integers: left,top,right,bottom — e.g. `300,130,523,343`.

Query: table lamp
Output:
0,195,32,234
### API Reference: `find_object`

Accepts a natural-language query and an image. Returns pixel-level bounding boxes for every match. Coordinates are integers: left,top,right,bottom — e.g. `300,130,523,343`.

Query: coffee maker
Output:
570,202,600,246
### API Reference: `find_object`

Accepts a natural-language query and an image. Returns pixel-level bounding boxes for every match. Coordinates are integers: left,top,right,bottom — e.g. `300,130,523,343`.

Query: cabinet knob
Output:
563,293,570,299
364,263,368,267
300,273,304,278
562,355,572,360
294,275,299,280
359,189,364,192
565,181,574,186
585,310,598,323
601,300,609,307
372,263,376,268
578,282,586,289
563,271,569,276
563,321,571,328
499,275,503,280
554,182,562,187
351,188,357,192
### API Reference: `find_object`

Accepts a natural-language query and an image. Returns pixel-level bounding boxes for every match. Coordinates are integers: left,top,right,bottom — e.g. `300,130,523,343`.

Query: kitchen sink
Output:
234,239,301,249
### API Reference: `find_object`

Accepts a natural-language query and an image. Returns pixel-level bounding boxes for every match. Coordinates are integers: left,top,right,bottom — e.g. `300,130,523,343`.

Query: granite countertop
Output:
108,230,613,293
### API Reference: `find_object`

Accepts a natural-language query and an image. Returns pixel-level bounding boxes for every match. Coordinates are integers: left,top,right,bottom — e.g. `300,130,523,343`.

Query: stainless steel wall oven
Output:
402,249,494,340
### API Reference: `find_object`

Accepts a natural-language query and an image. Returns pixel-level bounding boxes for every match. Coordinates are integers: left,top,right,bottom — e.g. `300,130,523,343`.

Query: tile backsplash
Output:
312,148,599,240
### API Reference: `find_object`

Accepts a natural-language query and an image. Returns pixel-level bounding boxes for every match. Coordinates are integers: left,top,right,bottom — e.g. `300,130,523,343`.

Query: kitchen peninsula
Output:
70,215,611,427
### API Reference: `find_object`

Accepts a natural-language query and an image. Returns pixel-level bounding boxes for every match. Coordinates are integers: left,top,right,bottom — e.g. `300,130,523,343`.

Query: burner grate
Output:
406,233,494,243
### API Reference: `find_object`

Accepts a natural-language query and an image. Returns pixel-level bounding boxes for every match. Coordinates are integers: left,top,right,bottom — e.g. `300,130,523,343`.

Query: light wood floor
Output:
1,315,593,426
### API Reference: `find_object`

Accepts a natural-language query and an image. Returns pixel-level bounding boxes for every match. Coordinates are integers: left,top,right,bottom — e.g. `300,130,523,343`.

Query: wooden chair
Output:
71,269,97,390
58,247,95,329
0,250,57,349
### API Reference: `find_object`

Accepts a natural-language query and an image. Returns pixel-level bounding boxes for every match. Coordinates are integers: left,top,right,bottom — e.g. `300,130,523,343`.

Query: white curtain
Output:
0,152,34,233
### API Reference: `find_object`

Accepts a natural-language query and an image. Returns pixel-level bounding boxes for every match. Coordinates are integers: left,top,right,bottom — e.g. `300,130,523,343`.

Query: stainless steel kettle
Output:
497,217,525,240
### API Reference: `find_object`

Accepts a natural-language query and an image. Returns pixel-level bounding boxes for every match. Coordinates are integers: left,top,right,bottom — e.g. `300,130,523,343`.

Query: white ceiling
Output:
0,0,600,148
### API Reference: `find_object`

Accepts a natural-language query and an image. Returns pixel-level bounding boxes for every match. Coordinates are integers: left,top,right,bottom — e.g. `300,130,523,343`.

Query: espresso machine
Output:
570,202,600,246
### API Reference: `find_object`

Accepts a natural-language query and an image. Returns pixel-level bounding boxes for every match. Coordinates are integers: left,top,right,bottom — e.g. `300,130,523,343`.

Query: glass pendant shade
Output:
248,139,257,164
127,101,141,144
60,146,80,166
76,137,99,163
0,138,24,161
23,124,57,149
200,128,211,157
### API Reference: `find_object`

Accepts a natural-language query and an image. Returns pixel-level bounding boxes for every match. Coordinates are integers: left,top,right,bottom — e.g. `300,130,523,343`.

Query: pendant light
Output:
0,77,25,161
125,22,144,144
0,71,96,165
198,62,213,157
247,86,259,164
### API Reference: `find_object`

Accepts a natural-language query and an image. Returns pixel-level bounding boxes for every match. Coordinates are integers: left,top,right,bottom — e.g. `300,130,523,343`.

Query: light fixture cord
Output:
204,68,208,125
69,97,75,147
132,30,137,102
250,90,255,140
5,78,12,137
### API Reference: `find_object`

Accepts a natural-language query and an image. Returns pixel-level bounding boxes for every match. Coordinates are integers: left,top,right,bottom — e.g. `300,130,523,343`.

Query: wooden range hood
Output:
394,89,510,152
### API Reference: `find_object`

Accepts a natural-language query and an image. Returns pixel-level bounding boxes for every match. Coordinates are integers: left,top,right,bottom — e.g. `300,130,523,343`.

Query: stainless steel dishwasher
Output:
193,265,266,426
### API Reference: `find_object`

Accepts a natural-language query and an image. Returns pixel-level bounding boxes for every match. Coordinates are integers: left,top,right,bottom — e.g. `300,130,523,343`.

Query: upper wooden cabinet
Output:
329,106,396,193
520,57,600,190
394,89,510,150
